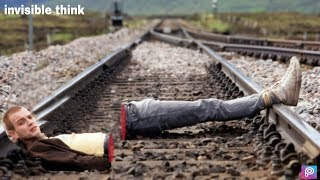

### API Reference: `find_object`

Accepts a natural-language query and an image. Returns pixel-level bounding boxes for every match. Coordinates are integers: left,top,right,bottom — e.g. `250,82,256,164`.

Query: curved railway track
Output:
186,29,320,51
0,21,319,179
183,29,320,66
155,23,320,66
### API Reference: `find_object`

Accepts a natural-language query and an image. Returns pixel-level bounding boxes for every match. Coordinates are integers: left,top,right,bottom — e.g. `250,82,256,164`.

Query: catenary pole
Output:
28,0,33,50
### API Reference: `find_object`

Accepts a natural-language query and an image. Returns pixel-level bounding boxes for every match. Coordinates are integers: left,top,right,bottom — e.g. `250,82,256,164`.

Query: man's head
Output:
2,106,41,142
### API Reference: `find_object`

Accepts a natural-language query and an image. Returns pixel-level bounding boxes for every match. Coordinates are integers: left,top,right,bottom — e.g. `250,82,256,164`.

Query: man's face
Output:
8,108,41,141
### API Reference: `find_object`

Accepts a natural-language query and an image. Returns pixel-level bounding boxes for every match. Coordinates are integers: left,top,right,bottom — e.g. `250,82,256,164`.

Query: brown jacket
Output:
26,138,111,171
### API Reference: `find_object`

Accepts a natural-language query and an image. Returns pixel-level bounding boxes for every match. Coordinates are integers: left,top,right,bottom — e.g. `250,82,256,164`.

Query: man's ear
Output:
8,130,19,141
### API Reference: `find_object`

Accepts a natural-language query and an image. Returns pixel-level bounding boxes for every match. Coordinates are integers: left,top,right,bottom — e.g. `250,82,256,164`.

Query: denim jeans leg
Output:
126,94,265,136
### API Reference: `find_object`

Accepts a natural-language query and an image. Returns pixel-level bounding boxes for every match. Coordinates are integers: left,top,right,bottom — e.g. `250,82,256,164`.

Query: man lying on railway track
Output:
121,57,302,140
1,57,301,171
2,107,114,171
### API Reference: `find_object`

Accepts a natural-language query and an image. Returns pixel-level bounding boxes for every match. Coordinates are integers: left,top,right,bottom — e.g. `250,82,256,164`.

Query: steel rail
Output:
150,29,320,161
150,29,193,47
186,29,320,66
220,43,320,66
187,29,320,51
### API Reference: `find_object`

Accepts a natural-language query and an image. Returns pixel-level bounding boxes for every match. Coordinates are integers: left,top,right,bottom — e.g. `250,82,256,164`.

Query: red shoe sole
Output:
121,104,126,140
108,134,114,163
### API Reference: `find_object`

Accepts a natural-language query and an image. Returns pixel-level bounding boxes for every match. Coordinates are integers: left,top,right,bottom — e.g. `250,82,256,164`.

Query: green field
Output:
0,12,108,55
1,11,320,56
0,12,148,55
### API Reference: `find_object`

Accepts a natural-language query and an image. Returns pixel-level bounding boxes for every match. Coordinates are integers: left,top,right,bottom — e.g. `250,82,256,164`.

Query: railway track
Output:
155,23,320,66
186,29,320,51
182,29,320,66
0,21,319,179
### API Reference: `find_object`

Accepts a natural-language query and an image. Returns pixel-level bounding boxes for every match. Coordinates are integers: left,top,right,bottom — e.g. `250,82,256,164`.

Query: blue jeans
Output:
125,94,265,136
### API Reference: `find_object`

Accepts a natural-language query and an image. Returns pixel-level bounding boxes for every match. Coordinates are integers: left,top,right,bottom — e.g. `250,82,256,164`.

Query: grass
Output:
0,12,106,55
189,14,230,34
187,12,320,40
205,16,230,33
2,12,318,55
0,13,20,20
51,33,74,43
124,18,147,29
0,12,150,56
219,12,320,40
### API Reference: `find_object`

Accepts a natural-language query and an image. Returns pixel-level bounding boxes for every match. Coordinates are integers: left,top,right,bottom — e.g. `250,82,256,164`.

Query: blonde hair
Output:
2,106,24,131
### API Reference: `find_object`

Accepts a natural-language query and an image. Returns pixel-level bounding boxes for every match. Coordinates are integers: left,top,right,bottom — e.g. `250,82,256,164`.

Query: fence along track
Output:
0,21,319,179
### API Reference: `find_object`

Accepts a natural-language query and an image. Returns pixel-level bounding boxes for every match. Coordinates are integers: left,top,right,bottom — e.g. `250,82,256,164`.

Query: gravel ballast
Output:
130,41,212,77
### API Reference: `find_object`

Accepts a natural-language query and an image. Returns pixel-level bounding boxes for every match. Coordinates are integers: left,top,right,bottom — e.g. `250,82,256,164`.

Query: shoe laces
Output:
261,89,272,108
